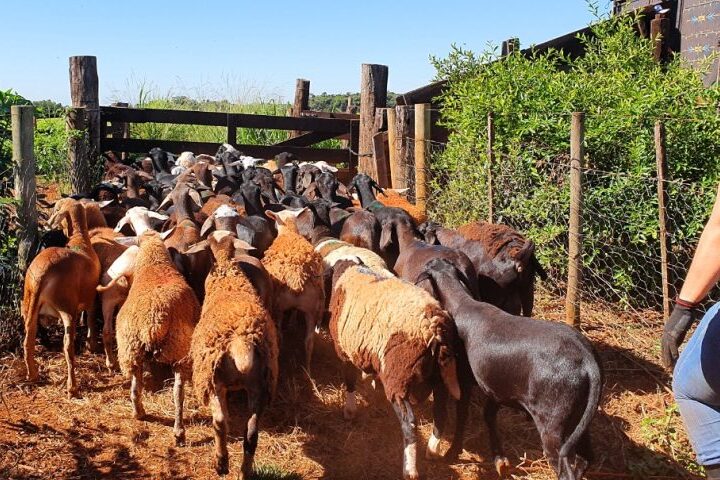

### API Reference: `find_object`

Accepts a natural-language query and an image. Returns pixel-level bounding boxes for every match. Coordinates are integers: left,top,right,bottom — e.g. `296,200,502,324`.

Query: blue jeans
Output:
674,302,720,466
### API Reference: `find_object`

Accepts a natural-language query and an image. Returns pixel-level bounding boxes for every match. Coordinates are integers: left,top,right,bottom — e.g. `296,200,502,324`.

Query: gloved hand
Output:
661,300,698,369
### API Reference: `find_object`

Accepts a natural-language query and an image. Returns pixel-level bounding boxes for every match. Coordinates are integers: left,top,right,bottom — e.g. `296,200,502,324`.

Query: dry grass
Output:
0,293,703,480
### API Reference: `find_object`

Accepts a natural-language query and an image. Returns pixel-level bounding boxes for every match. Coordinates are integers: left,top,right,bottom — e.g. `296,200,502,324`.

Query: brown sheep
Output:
190,234,279,477
114,230,200,445
22,199,101,397
261,208,324,369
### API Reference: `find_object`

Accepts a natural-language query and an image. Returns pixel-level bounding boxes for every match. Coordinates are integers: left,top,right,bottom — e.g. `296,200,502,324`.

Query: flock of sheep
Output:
20,145,602,480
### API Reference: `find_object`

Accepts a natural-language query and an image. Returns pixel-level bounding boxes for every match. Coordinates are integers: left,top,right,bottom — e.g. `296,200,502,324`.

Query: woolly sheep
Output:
114,230,200,445
190,234,278,477
326,258,461,480
261,208,324,368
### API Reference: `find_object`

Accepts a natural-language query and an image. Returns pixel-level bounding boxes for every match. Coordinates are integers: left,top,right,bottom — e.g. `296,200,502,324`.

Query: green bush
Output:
34,117,69,181
430,11,720,307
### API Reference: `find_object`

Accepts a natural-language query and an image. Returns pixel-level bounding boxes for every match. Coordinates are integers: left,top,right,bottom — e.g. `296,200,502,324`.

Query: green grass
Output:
252,464,304,480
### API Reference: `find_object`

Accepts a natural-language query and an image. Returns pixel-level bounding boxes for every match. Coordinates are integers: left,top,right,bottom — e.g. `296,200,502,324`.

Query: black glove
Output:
661,300,698,369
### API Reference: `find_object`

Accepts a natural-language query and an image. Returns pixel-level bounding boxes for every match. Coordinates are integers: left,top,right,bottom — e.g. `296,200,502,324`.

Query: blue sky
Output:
3,1,610,105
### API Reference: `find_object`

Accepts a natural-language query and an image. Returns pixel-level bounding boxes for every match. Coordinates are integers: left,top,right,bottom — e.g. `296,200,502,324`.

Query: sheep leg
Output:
241,389,266,480
172,369,185,446
302,308,318,370
392,398,419,480
209,386,229,475
85,303,101,353
343,362,359,420
426,383,448,460
444,390,470,461
130,361,146,420
60,312,79,398
101,301,118,371
484,399,510,477
23,313,39,382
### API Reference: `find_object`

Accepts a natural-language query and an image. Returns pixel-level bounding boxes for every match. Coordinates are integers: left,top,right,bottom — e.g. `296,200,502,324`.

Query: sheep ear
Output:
158,195,173,210
200,215,215,237
160,227,175,240
390,188,410,196
414,270,434,288
236,223,256,246
302,173,313,190
379,222,394,250
97,199,115,209
188,189,203,207
114,215,130,232
233,238,256,252
147,210,169,221
515,239,535,265
264,210,282,225
185,240,209,254
114,236,139,246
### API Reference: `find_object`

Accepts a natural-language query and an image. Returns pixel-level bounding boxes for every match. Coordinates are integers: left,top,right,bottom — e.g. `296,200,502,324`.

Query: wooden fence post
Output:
566,112,585,327
12,105,38,272
395,105,414,193
67,107,90,196
359,64,388,180
655,120,671,320
650,12,671,62
290,78,310,138
487,111,495,223
387,108,400,188
340,97,356,149
69,56,99,193
414,103,431,214
109,102,129,160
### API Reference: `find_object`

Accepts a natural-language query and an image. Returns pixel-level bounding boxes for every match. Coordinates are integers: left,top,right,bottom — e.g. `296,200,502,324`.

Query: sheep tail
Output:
228,337,256,376
557,360,602,475
532,254,548,281
432,321,462,401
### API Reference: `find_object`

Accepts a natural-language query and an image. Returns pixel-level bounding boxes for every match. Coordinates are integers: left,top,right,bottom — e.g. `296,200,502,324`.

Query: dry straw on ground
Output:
0,292,703,479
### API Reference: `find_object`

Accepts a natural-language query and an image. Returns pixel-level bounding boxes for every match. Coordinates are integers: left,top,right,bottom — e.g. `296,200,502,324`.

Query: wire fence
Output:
389,131,717,323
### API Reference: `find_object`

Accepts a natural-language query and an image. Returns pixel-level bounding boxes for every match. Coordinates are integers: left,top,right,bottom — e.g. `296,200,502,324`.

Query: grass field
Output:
0,293,702,480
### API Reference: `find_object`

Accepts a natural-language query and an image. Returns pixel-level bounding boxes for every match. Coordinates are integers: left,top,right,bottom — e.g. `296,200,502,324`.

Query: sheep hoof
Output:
215,456,229,476
239,459,253,480
133,409,146,421
425,434,442,461
494,456,511,477
67,387,80,399
26,370,39,383
174,429,186,446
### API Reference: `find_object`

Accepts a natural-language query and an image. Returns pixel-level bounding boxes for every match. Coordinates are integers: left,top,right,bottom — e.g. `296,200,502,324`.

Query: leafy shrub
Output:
430,11,720,307
34,117,69,181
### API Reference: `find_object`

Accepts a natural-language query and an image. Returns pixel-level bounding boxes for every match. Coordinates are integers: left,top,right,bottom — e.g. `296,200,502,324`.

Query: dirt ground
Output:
0,293,703,480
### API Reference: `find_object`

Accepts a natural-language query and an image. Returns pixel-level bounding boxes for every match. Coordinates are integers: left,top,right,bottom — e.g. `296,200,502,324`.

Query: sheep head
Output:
265,207,309,234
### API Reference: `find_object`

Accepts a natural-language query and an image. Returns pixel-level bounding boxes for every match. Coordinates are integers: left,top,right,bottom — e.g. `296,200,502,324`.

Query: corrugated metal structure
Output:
677,0,720,84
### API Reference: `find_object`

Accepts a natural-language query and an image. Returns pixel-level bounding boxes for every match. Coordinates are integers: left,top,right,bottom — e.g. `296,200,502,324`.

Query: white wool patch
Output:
403,442,418,478
313,161,339,173
177,151,196,168
223,143,239,153
214,204,239,218
171,165,186,175
314,238,344,252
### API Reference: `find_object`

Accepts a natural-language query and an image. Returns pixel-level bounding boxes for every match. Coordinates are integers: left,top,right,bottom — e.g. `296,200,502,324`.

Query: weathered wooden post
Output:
650,12,671,62
359,64,388,180
487,111,495,223
340,97,356,149
655,120,671,320
387,107,400,188
414,103,431,214
12,105,38,272
565,112,585,327
394,105,414,192
69,56,99,193
501,38,520,56
66,107,90,196
290,78,310,138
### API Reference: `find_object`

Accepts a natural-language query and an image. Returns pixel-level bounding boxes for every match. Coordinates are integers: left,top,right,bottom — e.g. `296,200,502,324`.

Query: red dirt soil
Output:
0,293,702,479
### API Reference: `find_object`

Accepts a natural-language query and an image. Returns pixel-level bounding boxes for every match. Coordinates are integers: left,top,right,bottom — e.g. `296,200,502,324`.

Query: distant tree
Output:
309,92,398,112
33,99,65,118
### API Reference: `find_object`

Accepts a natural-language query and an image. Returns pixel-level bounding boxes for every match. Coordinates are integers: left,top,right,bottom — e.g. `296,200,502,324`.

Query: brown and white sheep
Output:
114,230,200,445
327,258,461,480
22,199,101,397
189,234,279,477
261,208,324,369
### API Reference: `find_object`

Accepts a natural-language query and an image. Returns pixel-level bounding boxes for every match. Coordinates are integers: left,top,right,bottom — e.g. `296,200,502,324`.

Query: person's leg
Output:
673,303,720,468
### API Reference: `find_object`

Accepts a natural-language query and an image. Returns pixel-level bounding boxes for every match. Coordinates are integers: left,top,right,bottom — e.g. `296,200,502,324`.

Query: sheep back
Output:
329,264,451,403
457,221,525,258
115,236,199,376
191,264,278,405
315,238,391,276
261,230,323,294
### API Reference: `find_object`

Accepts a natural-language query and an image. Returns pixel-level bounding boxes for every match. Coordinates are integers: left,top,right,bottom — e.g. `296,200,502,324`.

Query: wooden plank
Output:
359,64,388,179
373,131,391,188
100,106,352,133
12,105,38,272
655,120,671,320
301,110,360,120
395,105,414,192
101,137,351,164
414,104,430,214
349,119,359,176
566,112,585,328
387,108,400,188
274,130,340,147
